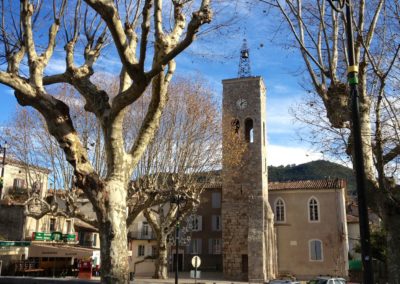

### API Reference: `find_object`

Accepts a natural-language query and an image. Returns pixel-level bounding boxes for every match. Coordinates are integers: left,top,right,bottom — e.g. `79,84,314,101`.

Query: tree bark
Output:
381,199,400,283
154,235,169,279
98,179,129,284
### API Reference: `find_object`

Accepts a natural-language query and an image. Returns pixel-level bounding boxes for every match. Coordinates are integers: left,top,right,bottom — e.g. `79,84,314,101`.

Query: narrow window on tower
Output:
263,122,266,146
245,118,254,143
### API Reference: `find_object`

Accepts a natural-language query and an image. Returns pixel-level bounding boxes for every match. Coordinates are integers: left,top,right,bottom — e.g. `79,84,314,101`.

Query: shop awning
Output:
28,244,93,258
0,246,28,256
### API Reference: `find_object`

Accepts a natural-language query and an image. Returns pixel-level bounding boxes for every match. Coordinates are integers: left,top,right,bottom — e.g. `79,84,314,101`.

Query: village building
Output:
127,72,349,281
0,160,96,278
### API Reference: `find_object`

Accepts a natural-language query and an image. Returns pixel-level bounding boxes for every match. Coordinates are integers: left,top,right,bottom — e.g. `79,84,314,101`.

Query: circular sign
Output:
191,256,201,268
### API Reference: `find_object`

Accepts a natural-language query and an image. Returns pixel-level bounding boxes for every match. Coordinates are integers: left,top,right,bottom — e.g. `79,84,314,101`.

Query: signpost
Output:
191,256,201,284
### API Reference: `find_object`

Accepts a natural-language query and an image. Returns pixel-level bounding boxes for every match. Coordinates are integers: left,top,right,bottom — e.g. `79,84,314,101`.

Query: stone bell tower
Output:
221,40,276,282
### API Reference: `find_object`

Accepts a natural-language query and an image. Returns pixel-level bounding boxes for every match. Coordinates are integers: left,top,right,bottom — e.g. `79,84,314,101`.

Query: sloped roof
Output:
268,179,346,191
4,157,51,174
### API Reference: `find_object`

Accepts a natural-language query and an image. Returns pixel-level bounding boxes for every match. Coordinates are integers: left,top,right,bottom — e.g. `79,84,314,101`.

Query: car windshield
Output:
308,280,327,284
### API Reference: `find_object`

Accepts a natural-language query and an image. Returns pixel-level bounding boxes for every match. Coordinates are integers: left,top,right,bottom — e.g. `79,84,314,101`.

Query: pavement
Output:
0,272,258,284
131,272,251,283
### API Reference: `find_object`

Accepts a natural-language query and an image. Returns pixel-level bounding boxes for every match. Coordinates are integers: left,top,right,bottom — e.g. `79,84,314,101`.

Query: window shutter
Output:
198,239,202,254
198,216,202,231
212,192,221,208
212,216,216,231
208,239,213,254
188,240,193,254
310,241,315,260
316,241,322,260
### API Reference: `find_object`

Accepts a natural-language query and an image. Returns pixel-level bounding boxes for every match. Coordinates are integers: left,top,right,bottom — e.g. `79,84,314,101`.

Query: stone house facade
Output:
269,179,349,279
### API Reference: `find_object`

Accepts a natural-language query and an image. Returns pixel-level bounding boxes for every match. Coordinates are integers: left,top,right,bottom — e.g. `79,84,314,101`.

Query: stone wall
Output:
0,204,25,240
221,76,276,282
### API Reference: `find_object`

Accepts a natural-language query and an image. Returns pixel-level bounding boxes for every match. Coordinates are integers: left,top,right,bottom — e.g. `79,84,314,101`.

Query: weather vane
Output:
238,39,251,78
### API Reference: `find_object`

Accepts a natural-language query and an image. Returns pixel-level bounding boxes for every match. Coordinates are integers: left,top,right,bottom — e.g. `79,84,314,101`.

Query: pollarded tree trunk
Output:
381,199,400,283
154,235,169,279
98,180,129,284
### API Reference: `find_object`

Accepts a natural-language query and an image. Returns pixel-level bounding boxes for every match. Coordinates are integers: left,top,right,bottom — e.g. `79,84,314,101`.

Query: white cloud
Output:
267,144,323,166
46,58,66,74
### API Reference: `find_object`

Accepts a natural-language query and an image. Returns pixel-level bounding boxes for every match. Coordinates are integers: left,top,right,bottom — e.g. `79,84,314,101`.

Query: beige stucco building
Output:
1,158,50,200
269,179,349,279
127,212,158,277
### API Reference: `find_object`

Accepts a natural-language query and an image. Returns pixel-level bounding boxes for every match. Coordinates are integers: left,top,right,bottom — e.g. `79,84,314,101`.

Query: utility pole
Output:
328,0,374,282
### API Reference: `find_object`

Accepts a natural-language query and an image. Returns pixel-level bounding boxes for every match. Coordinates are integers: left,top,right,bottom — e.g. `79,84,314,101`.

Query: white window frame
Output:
274,198,286,223
308,196,320,223
309,239,323,261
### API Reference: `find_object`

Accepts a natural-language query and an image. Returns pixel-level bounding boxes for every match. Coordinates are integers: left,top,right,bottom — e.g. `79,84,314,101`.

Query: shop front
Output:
24,243,94,278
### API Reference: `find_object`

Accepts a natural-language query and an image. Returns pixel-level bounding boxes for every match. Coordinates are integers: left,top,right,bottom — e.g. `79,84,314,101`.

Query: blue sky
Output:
0,1,325,167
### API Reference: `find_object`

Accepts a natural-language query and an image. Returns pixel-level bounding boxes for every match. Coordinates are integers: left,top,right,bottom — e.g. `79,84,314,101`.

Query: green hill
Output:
268,160,356,194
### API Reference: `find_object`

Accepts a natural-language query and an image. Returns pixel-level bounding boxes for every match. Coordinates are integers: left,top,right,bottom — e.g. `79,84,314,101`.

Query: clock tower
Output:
221,74,277,282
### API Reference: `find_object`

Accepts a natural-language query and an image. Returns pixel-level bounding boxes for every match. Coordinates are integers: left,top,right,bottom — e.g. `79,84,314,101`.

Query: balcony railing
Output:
129,231,156,240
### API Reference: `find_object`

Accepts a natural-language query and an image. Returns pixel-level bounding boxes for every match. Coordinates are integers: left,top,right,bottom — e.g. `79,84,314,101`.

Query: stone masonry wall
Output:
222,77,275,282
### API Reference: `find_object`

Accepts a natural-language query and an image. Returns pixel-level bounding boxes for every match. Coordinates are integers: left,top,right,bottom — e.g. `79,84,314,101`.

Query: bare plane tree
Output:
0,0,213,282
127,77,220,278
261,0,400,280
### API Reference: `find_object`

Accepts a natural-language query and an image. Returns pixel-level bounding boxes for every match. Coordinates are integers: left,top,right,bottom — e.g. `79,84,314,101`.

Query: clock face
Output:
236,98,248,110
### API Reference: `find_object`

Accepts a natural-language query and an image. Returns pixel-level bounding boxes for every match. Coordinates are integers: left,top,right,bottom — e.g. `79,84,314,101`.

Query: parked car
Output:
269,280,301,284
307,277,346,284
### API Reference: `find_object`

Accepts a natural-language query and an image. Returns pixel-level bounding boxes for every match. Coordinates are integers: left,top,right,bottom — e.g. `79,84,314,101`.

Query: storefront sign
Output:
0,241,30,247
32,232,77,242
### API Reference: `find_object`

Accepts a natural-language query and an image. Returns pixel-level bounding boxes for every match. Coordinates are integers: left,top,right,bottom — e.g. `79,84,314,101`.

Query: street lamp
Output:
328,1,374,283
170,194,186,284
0,141,8,199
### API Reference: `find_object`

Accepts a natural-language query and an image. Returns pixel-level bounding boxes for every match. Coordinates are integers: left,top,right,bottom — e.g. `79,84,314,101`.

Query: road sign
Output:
191,256,201,268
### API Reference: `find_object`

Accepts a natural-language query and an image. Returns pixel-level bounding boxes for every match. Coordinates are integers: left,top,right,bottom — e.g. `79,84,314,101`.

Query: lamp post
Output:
328,1,374,282
0,141,8,199
171,194,185,284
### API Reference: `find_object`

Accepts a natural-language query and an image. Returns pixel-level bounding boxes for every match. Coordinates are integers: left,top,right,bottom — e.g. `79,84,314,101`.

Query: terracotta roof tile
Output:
268,179,346,190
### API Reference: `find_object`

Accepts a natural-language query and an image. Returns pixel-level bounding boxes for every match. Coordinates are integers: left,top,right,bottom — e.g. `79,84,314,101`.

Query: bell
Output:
241,50,249,59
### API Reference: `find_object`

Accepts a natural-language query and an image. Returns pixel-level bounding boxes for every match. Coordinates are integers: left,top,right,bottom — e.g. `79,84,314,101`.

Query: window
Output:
245,118,254,143
66,220,72,233
138,245,145,257
49,218,56,232
208,239,222,255
92,233,97,247
309,239,323,261
189,239,202,254
275,198,285,223
189,215,202,232
212,215,221,231
211,192,221,208
309,197,320,222
141,222,150,238
13,178,25,189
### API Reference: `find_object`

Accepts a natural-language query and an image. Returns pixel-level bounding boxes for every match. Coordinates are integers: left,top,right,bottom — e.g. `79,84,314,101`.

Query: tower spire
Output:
238,39,251,78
